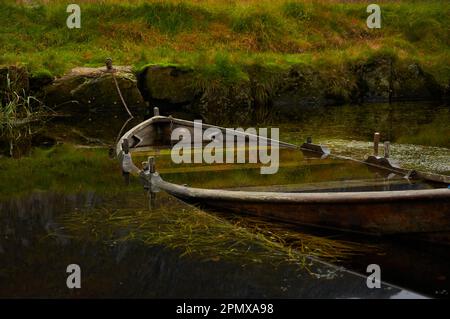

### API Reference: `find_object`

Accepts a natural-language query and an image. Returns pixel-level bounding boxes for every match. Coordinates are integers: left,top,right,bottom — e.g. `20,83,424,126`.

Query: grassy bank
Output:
0,0,448,85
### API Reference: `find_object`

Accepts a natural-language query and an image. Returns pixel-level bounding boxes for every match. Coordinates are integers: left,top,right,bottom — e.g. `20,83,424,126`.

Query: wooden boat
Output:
116,109,450,236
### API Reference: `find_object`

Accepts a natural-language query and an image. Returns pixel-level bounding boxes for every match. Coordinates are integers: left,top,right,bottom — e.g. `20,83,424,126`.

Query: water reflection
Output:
0,190,427,298
275,102,449,147
0,102,449,298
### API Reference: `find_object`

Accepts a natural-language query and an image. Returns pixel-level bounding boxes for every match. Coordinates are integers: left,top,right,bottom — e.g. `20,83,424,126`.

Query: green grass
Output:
141,2,211,34
0,0,448,85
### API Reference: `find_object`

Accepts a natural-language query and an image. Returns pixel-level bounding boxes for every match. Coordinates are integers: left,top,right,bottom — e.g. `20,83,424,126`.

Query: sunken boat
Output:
116,108,450,237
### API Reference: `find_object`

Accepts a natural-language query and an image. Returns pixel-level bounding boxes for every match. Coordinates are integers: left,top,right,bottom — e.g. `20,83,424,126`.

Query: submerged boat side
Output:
149,172,450,235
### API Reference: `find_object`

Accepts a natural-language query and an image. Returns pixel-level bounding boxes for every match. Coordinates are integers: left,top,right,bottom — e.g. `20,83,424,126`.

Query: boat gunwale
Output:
116,115,298,157
150,173,450,204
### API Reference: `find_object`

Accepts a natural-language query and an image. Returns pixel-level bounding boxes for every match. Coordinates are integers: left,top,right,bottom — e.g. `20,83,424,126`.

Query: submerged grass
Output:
58,192,373,269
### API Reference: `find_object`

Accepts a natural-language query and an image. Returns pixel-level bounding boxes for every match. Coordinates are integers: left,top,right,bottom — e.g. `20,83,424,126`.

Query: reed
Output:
0,70,52,157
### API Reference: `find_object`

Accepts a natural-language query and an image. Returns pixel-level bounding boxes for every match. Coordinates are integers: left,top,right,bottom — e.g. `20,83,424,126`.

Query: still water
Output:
0,102,449,298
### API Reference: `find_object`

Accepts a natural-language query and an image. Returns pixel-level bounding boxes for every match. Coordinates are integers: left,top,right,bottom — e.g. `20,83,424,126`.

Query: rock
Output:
356,57,442,103
41,66,146,116
29,71,54,92
354,54,395,102
139,65,197,109
392,63,442,101
272,66,339,119
139,65,254,123
444,80,450,103
195,81,253,124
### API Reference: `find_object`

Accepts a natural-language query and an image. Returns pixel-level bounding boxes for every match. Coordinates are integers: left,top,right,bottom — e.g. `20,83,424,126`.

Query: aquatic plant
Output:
0,71,53,157
58,192,374,271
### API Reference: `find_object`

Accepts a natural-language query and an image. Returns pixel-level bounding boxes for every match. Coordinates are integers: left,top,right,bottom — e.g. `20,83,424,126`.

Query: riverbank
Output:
1,55,448,128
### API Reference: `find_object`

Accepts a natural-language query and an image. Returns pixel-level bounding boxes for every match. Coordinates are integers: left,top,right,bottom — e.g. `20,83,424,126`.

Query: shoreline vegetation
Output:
1,0,448,82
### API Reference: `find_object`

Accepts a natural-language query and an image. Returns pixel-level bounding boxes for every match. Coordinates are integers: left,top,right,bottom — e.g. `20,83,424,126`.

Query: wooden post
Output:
148,156,155,173
122,139,129,154
153,107,160,116
149,191,156,210
373,132,380,156
122,139,130,186
384,141,390,158
105,58,113,71
121,138,130,185
147,156,156,209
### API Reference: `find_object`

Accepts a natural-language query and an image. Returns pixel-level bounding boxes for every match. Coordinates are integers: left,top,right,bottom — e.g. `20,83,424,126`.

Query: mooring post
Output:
148,156,155,174
153,107,160,116
373,132,380,156
149,190,157,210
121,139,130,185
122,139,129,154
384,141,390,158
105,58,113,72
147,156,156,209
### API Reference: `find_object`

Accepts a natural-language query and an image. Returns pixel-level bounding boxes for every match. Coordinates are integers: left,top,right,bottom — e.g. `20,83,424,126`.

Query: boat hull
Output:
151,174,450,235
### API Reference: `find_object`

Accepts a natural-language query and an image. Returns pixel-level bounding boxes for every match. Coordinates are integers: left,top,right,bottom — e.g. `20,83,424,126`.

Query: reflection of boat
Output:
117,109,450,236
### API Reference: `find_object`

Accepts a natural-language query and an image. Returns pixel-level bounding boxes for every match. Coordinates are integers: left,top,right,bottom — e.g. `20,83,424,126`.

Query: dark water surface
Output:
0,102,449,298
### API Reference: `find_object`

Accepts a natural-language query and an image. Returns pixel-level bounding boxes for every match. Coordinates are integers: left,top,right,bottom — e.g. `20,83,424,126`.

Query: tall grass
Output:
0,70,52,157
141,2,210,34
282,1,310,21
